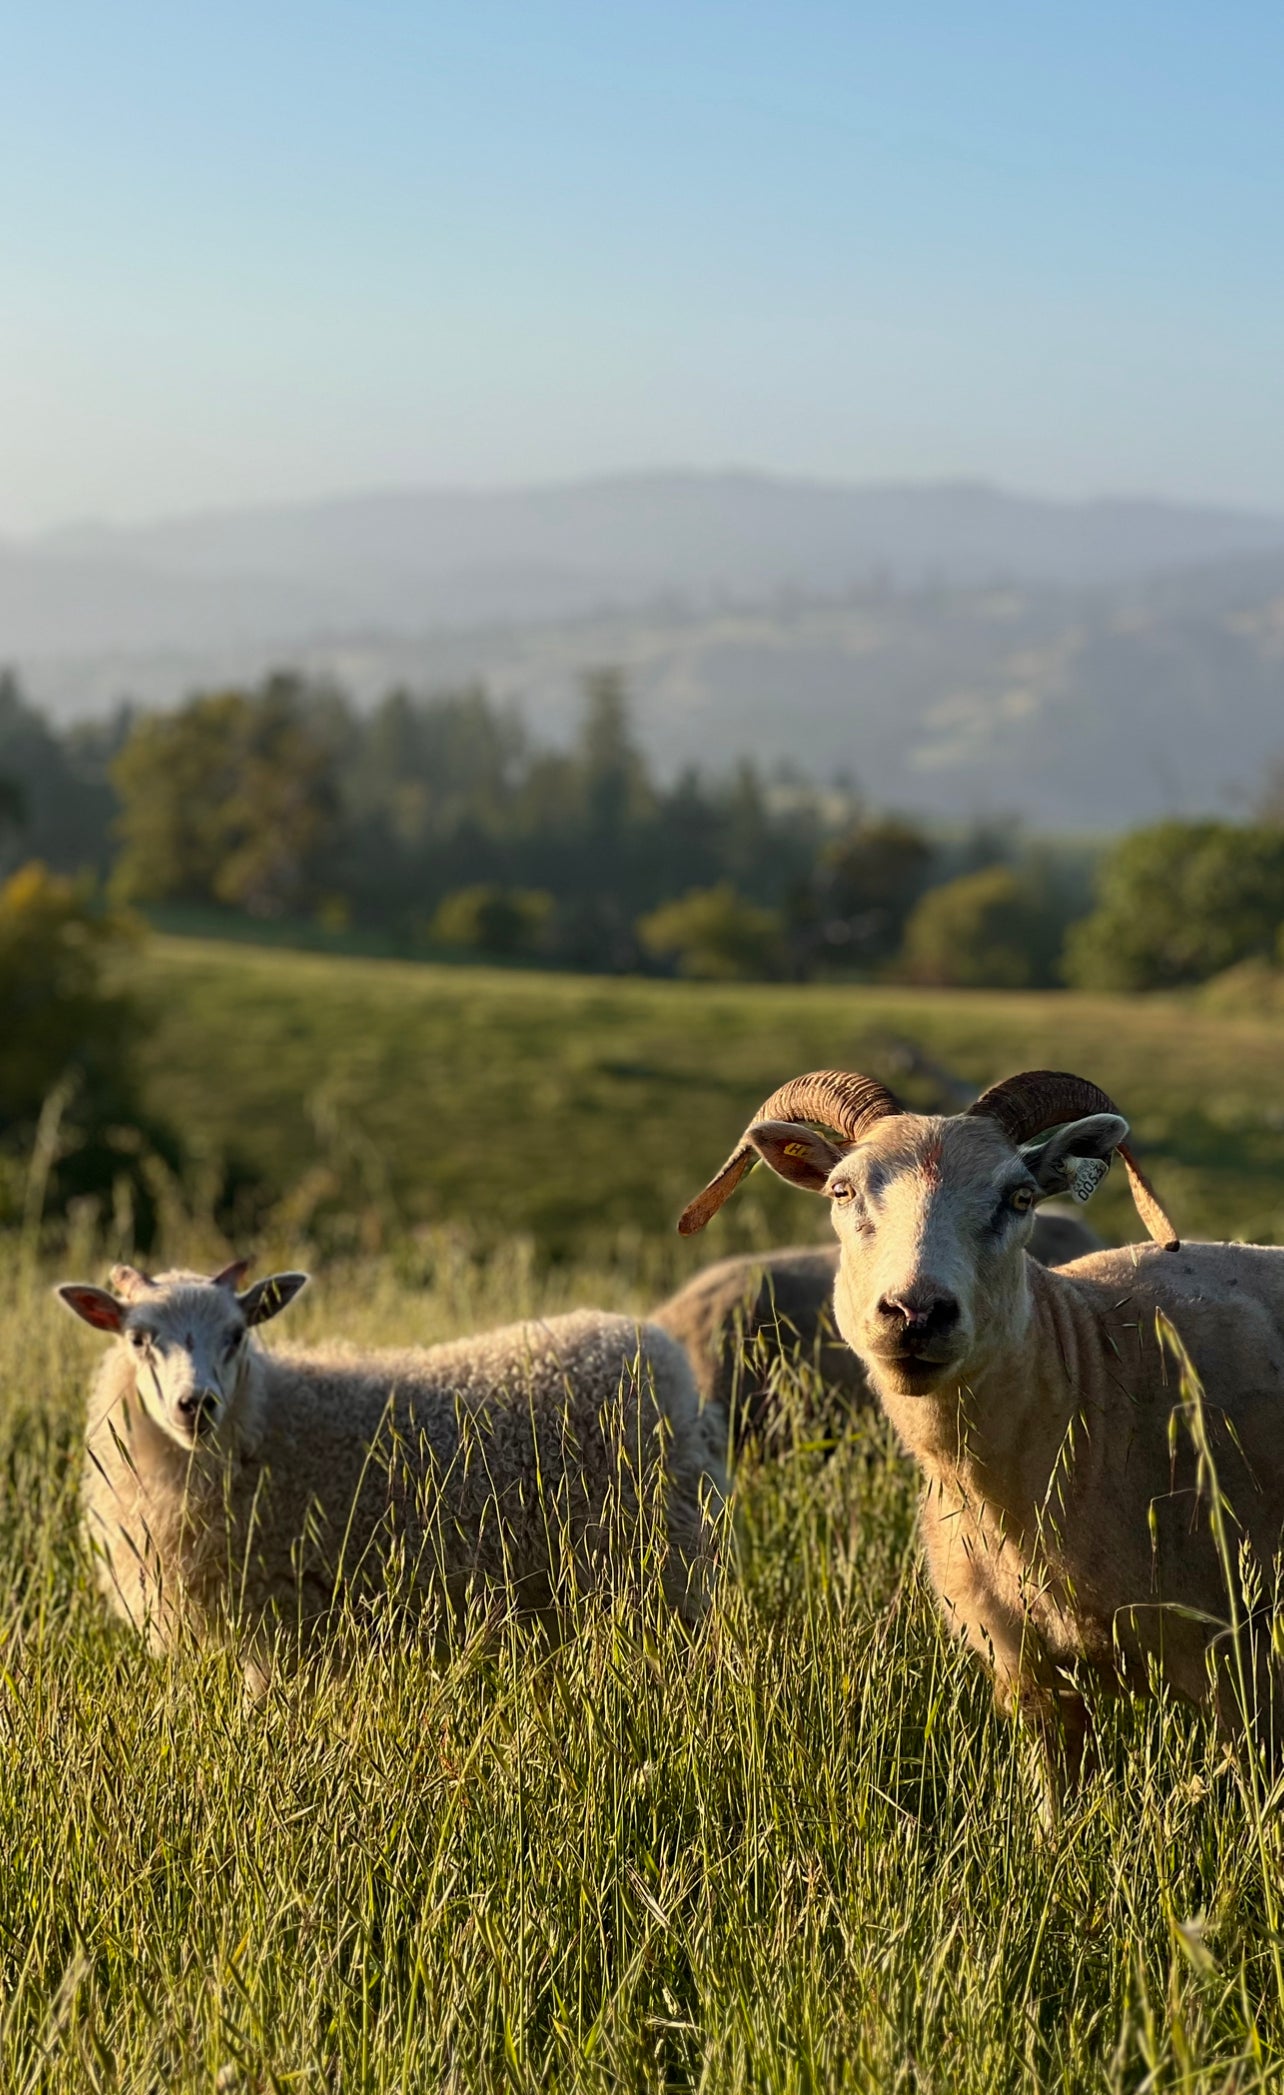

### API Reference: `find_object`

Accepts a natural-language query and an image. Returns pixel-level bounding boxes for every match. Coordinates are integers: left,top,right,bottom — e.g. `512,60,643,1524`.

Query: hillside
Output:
9,940,1284,2084
10,473,1284,826
12,552,1284,836
27,473,1284,634
127,936,1284,1262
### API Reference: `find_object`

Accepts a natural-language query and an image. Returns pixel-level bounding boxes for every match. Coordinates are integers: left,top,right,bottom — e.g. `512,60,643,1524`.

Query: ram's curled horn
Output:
968,1069,1179,1251
677,1070,901,1236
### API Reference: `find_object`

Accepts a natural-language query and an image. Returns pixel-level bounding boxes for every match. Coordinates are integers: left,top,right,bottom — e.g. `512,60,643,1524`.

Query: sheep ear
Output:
238,1271,309,1327
211,1259,250,1291
56,1284,125,1333
1020,1114,1129,1204
109,1263,154,1301
745,1119,845,1194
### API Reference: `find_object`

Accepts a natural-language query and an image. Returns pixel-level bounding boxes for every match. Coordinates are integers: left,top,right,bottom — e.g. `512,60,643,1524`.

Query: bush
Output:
112,677,340,917
637,883,785,980
793,816,935,967
1064,821,1284,992
898,866,1053,989
429,885,553,957
0,862,140,1126
0,862,182,1234
0,671,117,877
1197,955,1284,1016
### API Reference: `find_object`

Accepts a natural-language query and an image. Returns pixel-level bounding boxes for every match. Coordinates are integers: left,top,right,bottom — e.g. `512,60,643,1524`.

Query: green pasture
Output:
4,1242,1284,2090
4,937,1284,2087
128,935,1284,1263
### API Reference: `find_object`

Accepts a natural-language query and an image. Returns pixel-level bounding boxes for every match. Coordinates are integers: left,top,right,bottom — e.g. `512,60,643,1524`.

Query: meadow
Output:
130,935,1284,1263
5,937,1284,2090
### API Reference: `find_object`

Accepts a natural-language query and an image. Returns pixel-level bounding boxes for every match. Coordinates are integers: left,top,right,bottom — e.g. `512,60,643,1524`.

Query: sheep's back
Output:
240,1311,716,1622
653,1246,861,1445
1025,1242,1284,1622
1053,1240,1284,1397
266,1308,689,1436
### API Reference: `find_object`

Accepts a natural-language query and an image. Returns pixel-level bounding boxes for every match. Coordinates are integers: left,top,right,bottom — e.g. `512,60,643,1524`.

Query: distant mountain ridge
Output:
8,472,1284,831
13,471,1284,654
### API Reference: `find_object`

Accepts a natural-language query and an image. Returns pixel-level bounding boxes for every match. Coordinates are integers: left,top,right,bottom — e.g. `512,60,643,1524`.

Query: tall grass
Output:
3,1238,1283,2091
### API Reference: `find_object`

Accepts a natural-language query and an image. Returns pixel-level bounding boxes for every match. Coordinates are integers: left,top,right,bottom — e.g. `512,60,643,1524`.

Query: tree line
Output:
0,664,1089,982
3,661,1284,1239
2,662,1284,993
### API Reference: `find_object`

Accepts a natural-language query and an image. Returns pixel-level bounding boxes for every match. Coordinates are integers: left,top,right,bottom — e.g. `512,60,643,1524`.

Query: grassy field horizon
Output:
114,933,1284,1273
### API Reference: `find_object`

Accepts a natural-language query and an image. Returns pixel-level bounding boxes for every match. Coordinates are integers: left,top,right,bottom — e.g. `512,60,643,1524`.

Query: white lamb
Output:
61,1261,726,1684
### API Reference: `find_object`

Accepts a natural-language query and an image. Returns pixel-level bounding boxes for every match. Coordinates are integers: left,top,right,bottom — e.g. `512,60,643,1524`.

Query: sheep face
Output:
745,1109,1126,1397
58,1265,309,1448
122,1282,255,1445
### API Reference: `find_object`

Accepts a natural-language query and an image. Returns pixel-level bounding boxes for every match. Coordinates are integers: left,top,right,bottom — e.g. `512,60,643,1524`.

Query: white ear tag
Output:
1065,1155,1109,1203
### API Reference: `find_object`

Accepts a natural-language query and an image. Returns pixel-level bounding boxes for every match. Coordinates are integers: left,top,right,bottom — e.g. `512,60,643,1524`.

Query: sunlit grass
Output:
116,936,1284,1263
4,1238,1284,2090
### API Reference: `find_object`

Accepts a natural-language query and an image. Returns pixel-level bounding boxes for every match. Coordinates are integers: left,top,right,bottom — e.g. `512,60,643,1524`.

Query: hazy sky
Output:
3,0,1283,531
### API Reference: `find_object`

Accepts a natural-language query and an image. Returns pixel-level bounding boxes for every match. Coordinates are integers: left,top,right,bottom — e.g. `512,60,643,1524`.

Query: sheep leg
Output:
241,1655,273,1705
922,1501,1093,1818
1031,1684,1091,1821
660,1515,719,1626
994,1665,1091,1827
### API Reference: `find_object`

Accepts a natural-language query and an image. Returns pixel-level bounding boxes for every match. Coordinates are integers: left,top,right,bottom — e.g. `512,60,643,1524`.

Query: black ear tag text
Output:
1066,1155,1109,1203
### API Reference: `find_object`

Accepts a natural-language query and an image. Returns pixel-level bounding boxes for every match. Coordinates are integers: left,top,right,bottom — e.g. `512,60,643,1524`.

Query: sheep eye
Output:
223,1333,242,1358
1010,1186,1035,1214
829,1182,871,1229
128,1329,149,1349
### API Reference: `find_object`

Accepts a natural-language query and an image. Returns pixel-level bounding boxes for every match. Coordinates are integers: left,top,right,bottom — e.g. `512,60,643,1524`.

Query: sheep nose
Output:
877,1289,960,1339
178,1388,218,1423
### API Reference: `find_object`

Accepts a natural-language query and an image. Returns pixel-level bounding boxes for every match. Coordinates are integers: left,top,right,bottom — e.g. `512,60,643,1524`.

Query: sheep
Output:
653,1209,1102,1452
677,1067,1284,1799
654,1246,857,1450
60,1261,726,1685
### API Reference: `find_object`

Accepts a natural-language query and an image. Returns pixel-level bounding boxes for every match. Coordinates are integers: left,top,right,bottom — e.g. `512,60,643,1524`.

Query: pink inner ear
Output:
212,1259,250,1291
59,1286,123,1333
747,1124,837,1192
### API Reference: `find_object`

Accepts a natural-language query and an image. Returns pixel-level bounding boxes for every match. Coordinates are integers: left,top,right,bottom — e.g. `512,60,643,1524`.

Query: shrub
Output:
429,885,553,957
112,677,340,917
0,862,183,1235
793,816,935,966
638,883,785,981
1064,821,1284,992
1198,955,1284,1016
0,862,140,1127
898,866,1052,989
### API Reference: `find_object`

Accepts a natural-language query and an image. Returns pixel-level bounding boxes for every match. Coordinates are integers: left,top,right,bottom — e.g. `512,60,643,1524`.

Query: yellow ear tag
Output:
783,1141,811,1158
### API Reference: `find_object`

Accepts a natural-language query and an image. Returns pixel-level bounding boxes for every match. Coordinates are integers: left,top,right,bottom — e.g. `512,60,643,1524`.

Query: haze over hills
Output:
19,472,1284,645
7,472,1284,829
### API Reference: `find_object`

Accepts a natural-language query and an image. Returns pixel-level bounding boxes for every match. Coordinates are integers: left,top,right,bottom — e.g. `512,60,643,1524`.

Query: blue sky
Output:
2,0,1283,528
